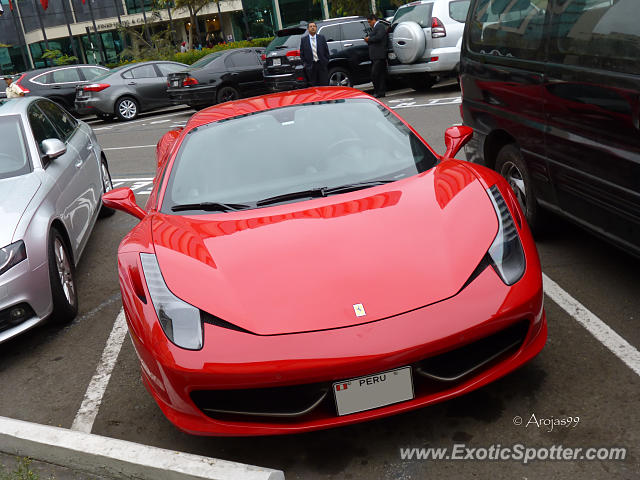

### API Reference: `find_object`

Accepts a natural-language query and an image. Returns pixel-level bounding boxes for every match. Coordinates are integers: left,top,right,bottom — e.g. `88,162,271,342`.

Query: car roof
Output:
185,87,371,130
22,64,109,77
0,96,34,116
277,16,366,35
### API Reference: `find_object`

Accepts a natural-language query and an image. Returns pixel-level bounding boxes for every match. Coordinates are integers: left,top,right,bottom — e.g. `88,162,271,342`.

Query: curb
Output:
0,416,285,480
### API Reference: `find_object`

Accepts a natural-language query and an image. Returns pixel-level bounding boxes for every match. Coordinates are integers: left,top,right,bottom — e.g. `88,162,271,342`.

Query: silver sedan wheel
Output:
500,161,527,212
117,99,138,120
54,237,76,307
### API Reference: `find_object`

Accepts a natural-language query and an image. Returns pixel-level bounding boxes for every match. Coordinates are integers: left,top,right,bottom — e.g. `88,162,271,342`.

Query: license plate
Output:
272,58,281,66
333,366,414,416
171,80,180,87
388,52,397,60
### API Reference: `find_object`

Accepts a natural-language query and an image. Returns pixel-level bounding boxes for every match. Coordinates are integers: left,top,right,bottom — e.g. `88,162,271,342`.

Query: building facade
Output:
0,0,338,73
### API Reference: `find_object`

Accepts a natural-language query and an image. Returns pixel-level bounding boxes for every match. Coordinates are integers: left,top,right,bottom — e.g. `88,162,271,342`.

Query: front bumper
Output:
167,86,217,107
121,247,546,436
0,258,51,344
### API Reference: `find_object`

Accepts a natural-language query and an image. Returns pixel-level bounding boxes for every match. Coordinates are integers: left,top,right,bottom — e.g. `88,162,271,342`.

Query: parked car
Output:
74,61,187,121
0,96,113,343
166,48,267,110
7,65,109,112
460,0,640,257
387,0,470,90
263,17,377,91
102,87,546,436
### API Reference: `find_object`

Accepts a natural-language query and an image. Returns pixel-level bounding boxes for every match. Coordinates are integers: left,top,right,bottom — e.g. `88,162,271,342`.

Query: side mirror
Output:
443,125,473,159
41,138,66,160
102,187,146,220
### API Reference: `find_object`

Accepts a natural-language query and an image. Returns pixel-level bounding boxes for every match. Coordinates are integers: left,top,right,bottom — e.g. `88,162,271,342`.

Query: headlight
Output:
0,240,27,276
486,185,525,285
140,253,203,350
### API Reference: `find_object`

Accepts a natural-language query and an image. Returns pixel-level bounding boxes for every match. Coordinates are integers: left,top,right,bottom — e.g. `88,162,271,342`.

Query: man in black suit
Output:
364,14,388,98
300,21,330,87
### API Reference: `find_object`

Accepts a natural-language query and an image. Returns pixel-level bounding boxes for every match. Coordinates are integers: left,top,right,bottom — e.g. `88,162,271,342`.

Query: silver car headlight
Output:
0,240,27,276
140,253,203,350
486,186,526,285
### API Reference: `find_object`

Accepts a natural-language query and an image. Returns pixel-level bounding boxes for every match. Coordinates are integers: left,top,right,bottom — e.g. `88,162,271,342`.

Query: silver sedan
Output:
0,96,113,343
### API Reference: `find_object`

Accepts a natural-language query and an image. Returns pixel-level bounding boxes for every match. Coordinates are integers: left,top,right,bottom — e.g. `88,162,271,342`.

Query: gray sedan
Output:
74,61,187,121
0,96,113,343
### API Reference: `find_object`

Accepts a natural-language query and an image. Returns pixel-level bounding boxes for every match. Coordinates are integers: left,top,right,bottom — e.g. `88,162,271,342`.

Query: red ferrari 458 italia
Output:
103,87,546,436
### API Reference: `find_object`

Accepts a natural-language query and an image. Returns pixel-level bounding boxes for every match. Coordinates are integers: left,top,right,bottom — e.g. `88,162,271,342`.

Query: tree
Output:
157,0,215,49
42,49,78,65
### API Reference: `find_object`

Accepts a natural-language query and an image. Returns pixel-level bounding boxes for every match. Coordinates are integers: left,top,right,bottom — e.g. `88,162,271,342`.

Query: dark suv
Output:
263,17,376,91
12,65,109,112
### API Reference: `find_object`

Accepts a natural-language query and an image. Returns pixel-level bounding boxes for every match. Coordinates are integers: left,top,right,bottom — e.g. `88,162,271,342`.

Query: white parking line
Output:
392,97,462,109
71,309,128,434
103,145,157,151
112,177,154,182
543,273,640,377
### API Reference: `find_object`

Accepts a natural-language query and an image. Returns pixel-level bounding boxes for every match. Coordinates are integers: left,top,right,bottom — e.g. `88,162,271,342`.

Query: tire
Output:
115,97,139,121
48,229,78,324
96,112,113,121
408,73,435,92
216,86,239,104
328,67,352,87
392,21,426,64
99,156,115,218
495,143,544,233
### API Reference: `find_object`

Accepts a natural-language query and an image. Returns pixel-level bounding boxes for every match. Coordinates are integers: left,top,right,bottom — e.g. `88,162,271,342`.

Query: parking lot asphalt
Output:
1,83,638,479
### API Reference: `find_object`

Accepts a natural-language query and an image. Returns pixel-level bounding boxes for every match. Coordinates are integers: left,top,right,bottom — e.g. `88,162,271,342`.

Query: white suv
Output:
387,0,470,90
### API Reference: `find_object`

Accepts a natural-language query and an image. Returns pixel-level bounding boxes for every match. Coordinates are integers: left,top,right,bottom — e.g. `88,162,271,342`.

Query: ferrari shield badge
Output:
353,303,366,317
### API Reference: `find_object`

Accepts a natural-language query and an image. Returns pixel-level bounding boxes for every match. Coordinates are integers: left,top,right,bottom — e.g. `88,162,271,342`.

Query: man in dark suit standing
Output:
364,14,388,98
300,21,330,87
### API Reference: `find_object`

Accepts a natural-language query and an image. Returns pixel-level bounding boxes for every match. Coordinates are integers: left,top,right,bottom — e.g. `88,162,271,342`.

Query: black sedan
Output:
167,48,268,109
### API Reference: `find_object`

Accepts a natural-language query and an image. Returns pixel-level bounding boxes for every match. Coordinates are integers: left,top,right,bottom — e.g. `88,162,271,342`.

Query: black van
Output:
460,0,640,256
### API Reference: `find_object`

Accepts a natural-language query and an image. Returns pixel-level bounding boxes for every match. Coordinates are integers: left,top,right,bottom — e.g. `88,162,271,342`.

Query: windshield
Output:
393,3,434,27
162,99,438,213
0,115,31,179
189,51,226,69
265,33,303,55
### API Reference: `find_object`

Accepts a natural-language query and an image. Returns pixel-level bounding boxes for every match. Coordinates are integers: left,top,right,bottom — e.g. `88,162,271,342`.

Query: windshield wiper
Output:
256,181,394,207
171,201,253,212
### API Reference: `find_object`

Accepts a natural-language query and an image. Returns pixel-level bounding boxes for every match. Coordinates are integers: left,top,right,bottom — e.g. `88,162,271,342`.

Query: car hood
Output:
151,161,499,335
0,174,41,246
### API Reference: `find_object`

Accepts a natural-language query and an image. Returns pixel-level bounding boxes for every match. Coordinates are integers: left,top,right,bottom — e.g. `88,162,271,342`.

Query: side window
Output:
81,66,109,80
157,63,186,76
225,50,260,68
132,64,159,78
548,0,639,75
468,0,549,60
32,72,53,85
319,24,341,42
38,100,77,141
51,68,82,83
28,105,63,156
122,69,134,79
449,0,470,22
341,21,369,40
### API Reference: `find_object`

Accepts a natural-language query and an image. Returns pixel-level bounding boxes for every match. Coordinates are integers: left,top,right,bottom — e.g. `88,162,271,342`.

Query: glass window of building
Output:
279,0,323,30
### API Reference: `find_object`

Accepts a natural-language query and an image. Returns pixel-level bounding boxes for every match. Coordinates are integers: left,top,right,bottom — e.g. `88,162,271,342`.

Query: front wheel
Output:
495,143,544,233
115,97,139,121
99,156,115,218
48,229,78,324
217,86,239,104
328,67,352,87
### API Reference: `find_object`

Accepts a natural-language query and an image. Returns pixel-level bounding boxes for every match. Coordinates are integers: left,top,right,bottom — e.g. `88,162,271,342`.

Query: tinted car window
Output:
319,24,341,41
32,72,53,85
163,99,437,211
265,29,305,55
0,116,31,179
225,50,260,68
81,66,108,80
38,100,77,141
449,0,470,22
190,51,226,69
51,68,82,83
393,3,434,27
548,0,639,75
341,21,368,40
468,0,548,60
131,64,158,79
157,63,186,76
28,105,63,154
